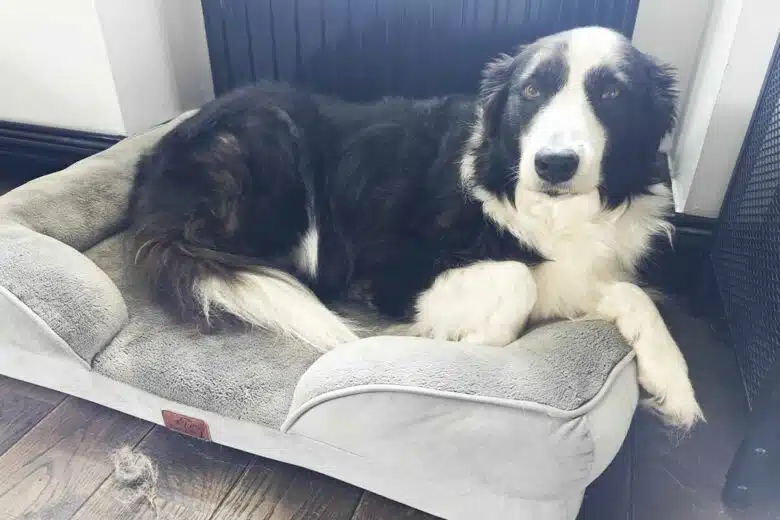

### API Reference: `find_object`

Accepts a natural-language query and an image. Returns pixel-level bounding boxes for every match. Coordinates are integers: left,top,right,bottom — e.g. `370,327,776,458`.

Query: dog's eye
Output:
602,85,621,100
523,84,541,99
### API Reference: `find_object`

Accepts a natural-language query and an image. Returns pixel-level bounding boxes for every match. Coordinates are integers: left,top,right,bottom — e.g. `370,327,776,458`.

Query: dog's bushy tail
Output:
130,233,358,351
127,88,360,351
196,264,359,351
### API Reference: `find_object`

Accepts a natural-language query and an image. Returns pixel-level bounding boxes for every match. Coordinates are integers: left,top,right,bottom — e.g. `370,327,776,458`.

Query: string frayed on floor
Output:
110,446,160,518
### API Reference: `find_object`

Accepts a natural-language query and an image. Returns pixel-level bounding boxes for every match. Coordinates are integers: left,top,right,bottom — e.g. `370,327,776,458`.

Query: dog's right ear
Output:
479,52,518,138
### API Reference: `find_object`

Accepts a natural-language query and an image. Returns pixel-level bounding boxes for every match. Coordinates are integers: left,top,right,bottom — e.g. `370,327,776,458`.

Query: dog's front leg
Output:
597,282,704,429
411,261,537,347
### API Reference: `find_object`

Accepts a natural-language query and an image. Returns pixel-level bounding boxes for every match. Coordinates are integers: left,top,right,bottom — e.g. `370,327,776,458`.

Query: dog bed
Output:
0,113,637,520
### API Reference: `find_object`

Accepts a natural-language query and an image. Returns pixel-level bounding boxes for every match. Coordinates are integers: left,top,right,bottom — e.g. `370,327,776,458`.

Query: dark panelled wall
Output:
201,0,641,100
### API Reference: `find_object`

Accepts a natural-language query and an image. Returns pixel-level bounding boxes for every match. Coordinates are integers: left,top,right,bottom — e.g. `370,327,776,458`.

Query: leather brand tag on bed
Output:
162,410,212,441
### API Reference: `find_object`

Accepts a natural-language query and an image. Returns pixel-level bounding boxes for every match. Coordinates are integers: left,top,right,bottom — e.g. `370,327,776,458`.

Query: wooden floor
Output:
0,375,438,520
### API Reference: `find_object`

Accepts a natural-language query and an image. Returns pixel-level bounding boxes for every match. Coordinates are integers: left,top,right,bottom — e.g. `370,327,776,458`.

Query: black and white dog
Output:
129,27,702,428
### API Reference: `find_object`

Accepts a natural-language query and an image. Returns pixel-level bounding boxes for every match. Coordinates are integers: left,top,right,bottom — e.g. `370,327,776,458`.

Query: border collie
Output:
129,27,702,429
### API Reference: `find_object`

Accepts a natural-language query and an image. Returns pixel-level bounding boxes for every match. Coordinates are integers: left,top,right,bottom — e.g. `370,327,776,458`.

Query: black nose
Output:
534,148,580,184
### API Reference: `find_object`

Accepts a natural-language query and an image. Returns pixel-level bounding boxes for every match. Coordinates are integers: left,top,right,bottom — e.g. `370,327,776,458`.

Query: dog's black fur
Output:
128,31,675,326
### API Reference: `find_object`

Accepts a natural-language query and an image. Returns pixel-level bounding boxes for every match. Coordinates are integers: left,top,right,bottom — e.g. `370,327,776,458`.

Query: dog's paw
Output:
410,323,518,347
412,260,536,347
597,282,704,431
458,329,519,347
638,361,704,430
411,309,528,347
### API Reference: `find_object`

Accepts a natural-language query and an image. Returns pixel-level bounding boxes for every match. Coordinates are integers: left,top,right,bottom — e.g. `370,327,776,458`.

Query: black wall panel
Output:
201,0,641,100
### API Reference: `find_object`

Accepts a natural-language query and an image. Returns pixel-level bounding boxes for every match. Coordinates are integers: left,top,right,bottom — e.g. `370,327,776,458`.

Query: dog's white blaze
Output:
195,268,357,352
295,222,319,278
519,27,623,195
412,260,537,346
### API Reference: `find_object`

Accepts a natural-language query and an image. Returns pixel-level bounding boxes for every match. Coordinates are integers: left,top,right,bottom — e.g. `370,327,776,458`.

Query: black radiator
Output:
713,36,780,406
200,0,641,100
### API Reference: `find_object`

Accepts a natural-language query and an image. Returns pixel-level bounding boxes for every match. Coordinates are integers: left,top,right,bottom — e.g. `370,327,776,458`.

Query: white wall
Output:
0,0,125,134
159,0,215,114
671,0,780,217
0,0,214,135
95,0,214,135
632,0,714,121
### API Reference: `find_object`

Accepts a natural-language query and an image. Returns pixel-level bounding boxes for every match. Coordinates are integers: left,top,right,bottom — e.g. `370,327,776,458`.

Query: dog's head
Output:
468,26,677,207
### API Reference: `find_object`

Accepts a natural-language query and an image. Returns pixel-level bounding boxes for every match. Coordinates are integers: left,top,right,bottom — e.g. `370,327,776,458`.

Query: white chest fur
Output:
479,185,673,321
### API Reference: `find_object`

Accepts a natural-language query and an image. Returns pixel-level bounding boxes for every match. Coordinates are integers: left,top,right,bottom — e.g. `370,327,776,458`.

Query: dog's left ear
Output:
479,53,518,138
643,53,679,143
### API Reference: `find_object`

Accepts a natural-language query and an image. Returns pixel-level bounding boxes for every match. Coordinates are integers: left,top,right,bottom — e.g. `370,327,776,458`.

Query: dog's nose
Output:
534,148,579,184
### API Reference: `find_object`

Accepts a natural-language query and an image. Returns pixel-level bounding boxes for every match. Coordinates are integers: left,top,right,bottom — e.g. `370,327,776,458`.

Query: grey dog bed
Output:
0,113,637,520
